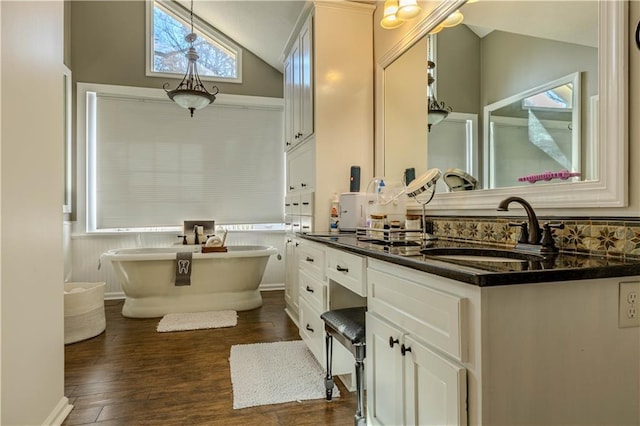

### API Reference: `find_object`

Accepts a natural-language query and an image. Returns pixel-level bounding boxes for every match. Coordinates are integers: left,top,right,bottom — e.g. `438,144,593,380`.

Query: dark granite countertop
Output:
298,233,640,287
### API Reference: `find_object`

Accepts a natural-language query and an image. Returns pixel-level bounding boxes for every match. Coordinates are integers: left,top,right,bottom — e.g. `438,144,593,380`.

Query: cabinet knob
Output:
389,337,399,348
301,183,307,188
400,344,412,356
295,242,299,247
306,256,314,262
306,324,314,333
296,132,303,138
336,265,349,273
289,186,295,190
305,286,314,293
286,141,291,146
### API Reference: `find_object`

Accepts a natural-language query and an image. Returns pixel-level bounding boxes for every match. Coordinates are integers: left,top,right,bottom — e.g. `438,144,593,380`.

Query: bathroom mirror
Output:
376,0,627,210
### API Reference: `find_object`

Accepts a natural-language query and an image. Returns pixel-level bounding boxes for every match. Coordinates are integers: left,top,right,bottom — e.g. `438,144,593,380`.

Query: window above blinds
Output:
83,84,284,232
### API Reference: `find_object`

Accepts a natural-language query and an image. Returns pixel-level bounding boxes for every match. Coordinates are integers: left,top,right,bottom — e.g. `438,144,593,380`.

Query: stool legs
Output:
324,332,335,400
354,344,366,426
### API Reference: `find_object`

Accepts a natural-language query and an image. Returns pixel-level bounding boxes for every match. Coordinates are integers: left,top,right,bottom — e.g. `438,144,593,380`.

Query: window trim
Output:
145,0,243,84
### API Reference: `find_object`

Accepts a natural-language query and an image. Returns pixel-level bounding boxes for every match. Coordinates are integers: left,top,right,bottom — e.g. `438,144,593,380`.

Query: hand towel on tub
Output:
175,251,192,286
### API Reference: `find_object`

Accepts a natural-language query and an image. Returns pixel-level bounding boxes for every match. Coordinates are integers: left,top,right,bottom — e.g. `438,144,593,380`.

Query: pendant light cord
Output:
190,0,194,34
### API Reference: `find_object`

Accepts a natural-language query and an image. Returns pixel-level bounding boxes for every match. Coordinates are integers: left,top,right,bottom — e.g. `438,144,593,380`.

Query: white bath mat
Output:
156,310,237,332
229,340,340,409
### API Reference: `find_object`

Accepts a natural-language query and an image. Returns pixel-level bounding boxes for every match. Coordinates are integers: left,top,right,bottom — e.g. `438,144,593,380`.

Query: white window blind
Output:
91,93,283,230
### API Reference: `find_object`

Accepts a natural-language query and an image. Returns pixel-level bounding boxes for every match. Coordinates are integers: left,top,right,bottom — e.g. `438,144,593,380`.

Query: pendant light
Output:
164,0,219,117
427,60,452,131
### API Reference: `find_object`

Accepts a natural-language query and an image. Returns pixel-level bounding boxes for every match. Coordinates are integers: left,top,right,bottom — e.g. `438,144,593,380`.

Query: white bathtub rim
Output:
102,245,277,261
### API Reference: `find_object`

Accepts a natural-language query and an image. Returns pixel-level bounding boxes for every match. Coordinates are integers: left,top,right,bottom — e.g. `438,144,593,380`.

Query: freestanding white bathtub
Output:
102,245,277,318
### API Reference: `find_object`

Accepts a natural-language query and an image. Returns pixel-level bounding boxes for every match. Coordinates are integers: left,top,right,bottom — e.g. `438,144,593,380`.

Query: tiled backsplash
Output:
428,216,640,259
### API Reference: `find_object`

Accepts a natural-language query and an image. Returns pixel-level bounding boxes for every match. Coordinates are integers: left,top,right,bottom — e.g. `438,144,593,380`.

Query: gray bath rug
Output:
229,340,340,409
156,310,237,332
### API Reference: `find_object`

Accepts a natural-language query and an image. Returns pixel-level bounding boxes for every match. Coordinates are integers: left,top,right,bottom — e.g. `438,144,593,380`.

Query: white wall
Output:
68,231,286,298
1,1,72,425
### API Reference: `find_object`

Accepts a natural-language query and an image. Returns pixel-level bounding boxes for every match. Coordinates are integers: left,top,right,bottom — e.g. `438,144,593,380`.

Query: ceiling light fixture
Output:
427,60,452,131
164,0,219,117
380,0,421,29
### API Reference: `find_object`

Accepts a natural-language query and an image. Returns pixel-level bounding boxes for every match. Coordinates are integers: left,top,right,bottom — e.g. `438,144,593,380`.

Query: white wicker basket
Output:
64,282,106,344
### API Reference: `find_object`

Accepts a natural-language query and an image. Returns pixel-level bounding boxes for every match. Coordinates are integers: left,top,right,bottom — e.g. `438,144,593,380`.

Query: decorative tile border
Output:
428,216,640,259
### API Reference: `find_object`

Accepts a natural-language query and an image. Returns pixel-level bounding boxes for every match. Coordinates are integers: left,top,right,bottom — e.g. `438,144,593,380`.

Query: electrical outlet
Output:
619,281,640,328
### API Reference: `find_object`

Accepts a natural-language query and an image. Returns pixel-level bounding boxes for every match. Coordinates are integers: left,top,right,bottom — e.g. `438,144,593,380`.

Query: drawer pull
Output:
306,256,314,262
389,337,399,348
306,324,314,333
292,202,299,206
305,286,314,293
302,202,310,205
400,344,412,356
336,265,349,273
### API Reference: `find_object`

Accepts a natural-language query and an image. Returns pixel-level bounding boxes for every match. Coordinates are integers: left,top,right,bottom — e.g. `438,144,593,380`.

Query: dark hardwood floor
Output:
63,291,356,425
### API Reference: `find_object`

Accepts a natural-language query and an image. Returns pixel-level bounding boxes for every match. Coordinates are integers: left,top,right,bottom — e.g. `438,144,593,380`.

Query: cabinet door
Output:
290,39,302,148
366,313,404,426
299,15,313,140
287,142,315,192
284,237,299,315
403,335,467,426
283,55,295,151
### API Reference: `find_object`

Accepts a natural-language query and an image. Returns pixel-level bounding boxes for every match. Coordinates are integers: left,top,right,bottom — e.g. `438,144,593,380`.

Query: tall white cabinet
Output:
284,0,375,320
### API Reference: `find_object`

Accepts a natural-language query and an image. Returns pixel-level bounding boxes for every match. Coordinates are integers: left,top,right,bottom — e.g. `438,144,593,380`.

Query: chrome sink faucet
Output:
497,196,541,245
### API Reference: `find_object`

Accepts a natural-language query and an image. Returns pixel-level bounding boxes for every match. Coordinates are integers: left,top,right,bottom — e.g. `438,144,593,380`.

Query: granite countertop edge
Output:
298,233,640,287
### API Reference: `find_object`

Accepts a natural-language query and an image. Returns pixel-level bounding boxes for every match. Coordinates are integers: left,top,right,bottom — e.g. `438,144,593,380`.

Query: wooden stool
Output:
321,306,366,426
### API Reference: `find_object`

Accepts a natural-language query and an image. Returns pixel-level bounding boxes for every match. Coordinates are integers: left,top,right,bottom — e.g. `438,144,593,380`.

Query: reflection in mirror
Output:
428,0,597,191
484,72,581,189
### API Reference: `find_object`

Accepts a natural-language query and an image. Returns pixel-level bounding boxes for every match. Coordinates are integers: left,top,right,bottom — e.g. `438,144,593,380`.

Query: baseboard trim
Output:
259,282,285,291
104,291,125,300
42,396,73,426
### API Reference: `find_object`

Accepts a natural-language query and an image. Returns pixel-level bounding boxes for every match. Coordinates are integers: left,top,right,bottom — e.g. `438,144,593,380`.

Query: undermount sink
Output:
420,247,545,263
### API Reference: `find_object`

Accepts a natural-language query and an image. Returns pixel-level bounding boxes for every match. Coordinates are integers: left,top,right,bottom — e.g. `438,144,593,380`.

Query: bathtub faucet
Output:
193,225,201,245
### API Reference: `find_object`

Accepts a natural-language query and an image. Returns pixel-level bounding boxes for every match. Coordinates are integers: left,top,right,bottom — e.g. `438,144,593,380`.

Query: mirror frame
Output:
375,0,628,210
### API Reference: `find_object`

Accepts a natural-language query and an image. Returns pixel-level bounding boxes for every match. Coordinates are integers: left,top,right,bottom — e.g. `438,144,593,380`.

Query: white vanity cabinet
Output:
364,255,640,426
366,263,468,426
283,0,374,234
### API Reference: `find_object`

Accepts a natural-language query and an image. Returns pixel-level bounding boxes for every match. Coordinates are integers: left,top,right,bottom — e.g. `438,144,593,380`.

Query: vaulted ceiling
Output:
178,1,307,73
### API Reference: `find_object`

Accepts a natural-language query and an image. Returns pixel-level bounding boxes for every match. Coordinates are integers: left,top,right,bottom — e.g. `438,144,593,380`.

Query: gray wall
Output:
70,1,283,97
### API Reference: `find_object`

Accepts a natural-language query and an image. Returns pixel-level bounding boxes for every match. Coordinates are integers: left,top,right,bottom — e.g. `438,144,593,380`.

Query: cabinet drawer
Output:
300,191,314,216
298,242,325,281
326,248,366,297
367,268,465,362
299,297,324,365
288,194,301,216
299,269,326,312
300,215,313,234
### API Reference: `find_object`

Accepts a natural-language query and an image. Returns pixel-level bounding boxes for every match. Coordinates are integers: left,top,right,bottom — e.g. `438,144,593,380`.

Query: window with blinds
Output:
86,89,284,231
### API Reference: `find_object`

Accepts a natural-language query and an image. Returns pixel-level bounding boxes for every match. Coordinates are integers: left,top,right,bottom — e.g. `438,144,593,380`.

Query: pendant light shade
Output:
164,1,219,117
380,0,404,29
396,0,421,20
